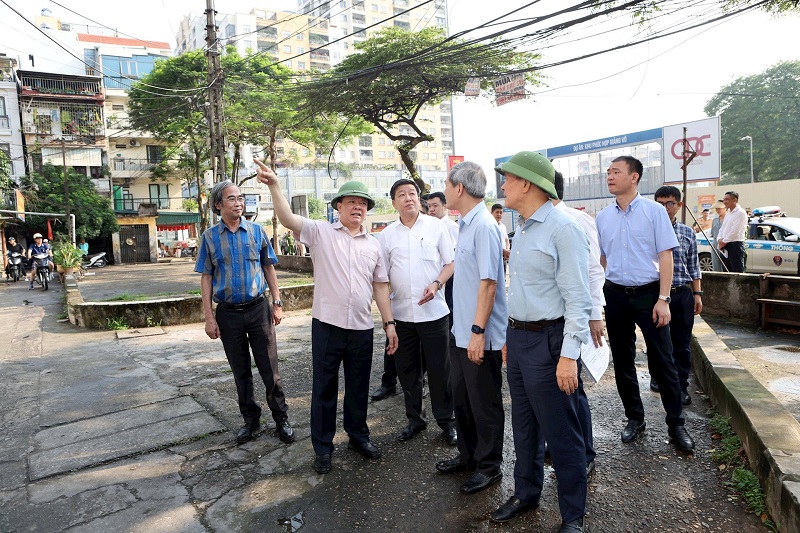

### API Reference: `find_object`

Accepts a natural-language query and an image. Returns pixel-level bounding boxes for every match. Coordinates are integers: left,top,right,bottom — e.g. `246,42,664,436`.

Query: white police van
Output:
697,206,800,275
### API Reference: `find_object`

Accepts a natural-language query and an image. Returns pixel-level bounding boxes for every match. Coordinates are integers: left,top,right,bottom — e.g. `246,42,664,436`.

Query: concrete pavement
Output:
0,263,794,532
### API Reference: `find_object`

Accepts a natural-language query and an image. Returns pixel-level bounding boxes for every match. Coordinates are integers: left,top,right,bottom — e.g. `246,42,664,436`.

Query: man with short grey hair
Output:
436,161,507,496
196,180,294,446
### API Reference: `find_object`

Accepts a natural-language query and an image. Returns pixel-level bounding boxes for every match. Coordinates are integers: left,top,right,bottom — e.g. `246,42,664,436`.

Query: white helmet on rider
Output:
33,233,43,239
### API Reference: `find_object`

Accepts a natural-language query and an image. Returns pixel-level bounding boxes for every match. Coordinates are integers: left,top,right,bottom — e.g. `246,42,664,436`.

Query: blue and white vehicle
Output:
697,211,800,275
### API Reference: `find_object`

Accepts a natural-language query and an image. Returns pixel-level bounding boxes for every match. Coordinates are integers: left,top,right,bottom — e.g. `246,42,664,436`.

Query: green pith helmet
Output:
331,180,375,211
494,151,558,199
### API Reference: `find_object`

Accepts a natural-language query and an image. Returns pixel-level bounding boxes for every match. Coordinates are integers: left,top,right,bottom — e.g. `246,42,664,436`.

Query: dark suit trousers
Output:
310,319,374,456
395,316,455,430
604,284,684,427
216,300,288,425
450,342,504,475
723,241,746,273
669,289,695,392
507,325,587,524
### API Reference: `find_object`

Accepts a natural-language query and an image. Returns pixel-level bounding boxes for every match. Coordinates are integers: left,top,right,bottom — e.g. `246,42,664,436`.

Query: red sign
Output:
447,156,465,170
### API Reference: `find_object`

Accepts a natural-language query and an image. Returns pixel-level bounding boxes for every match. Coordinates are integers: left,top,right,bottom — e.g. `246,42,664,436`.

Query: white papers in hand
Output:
580,339,610,383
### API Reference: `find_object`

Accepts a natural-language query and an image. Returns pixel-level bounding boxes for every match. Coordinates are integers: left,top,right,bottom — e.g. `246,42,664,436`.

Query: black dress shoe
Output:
621,419,646,443
436,456,472,474
650,380,660,392
682,390,692,405
559,518,585,532
236,421,260,444
442,427,457,446
460,471,502,495
668,425,695,451
586,460,596,478
275,419,295,443
370,384,397,401
313,454,331,474
348,438,382,459
490,496,538,523
398,424,426,441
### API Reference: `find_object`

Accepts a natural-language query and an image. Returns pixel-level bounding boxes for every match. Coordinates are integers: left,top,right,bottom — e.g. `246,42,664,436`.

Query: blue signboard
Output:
546,128,663,158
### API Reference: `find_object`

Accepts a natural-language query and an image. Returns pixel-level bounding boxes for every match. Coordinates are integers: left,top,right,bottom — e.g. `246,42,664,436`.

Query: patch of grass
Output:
145,316,162,328
728,467,768,517
106,317,128,330
105,292,187,302
187,289,201,295
279,279,314,287
56,312,68,320
710,412,776,530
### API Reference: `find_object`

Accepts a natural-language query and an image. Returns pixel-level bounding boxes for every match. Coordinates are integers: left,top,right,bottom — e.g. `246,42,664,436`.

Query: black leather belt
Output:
216,295,265,312
508,316,565,332
671,284,691,293
605,280,659,295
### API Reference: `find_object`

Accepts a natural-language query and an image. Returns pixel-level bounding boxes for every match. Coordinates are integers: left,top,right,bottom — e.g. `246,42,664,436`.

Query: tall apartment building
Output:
175,0,453,204
0,55,25,184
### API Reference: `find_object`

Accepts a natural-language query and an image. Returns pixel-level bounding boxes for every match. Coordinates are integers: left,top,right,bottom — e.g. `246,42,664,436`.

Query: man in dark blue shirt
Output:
196,180,294,445
27,233,52,289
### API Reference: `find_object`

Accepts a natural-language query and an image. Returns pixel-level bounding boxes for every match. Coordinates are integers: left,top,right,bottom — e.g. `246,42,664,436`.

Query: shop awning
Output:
156,212,200,231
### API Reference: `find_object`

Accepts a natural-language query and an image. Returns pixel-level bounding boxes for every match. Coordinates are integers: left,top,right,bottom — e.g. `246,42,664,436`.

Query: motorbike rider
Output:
5,237,25,279
27,233,53,289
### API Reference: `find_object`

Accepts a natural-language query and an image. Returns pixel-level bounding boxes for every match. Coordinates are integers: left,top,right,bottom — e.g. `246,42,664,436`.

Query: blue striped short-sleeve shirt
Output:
194,217,278,304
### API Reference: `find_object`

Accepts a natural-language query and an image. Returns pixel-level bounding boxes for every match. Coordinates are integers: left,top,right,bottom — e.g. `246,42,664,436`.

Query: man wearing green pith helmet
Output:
255,160,399,475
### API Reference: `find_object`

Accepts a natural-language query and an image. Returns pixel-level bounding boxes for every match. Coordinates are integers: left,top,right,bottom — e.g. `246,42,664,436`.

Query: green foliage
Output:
18,164,118,240
722,0,800,14
182,198,198,212
0,150,12,190
106,317,128,330
704,61,800,184
307,196,326,220
52,240,84,269
727,467,768,517
301,27,542,188
372,197,395,215
710,412,775,528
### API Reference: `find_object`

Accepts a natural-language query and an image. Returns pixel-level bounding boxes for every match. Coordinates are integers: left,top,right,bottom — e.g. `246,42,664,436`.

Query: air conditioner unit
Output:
129,139,140,147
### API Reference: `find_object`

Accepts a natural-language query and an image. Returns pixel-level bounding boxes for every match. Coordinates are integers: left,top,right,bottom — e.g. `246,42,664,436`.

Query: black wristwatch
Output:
383,320,396,329
693,291,704,296
273,299,283,307
471,324,485,334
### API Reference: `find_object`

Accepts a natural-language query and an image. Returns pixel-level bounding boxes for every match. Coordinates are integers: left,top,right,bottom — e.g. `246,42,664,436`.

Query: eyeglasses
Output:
224,196,245,204
656,201,677,208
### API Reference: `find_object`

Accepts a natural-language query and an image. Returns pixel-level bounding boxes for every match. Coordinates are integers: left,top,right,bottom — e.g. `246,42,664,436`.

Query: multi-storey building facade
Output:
0,55,25,184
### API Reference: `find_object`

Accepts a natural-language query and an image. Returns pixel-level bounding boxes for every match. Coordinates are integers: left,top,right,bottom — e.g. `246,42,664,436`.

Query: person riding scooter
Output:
27,233,53,290
5,237,26,279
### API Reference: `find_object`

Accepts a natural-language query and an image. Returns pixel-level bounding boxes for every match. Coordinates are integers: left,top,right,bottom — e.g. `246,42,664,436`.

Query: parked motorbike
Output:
5,251,24,282
32,252,51,291
82,251,107,268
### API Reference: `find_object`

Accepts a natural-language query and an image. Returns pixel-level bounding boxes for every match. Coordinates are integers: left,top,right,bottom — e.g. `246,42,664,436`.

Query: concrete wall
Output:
276,255,314,273
68,279,315,328
701,272,800,323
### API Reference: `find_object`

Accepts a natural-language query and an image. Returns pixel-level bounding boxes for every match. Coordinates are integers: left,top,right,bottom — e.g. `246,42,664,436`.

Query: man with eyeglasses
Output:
195,180,295,446
650,186,702,407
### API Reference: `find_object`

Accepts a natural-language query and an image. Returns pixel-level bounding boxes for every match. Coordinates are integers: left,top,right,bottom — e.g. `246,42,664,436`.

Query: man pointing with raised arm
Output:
255,159,398,475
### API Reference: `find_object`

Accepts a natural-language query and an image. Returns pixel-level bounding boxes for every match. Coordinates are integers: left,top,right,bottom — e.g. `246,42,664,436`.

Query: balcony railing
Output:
113,158,162,172
20,76,101,97
114,196,186,212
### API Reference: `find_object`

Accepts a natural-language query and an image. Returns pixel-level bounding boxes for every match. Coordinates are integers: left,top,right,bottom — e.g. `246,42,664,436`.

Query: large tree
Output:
301,27,543,191
704,60,800,184
17,164,118,240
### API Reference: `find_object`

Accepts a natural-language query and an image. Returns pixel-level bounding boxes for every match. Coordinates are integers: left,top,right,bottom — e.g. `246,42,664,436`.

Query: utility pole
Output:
205,0,226,185
680,127,697,225
61,139,72,242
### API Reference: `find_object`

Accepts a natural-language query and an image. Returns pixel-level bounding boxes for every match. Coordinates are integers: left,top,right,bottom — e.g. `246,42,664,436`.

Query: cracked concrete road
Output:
0,267,770,532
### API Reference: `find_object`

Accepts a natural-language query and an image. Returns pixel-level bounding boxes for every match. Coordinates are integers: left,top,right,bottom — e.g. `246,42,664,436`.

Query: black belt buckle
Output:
624,286,637,295
219,295,264,311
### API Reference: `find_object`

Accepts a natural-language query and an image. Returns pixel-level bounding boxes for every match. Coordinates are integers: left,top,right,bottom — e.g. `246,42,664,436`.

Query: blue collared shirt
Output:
596,194,678,286
194,217,278,304
508,201,591,359
672,219,701,287
452,202,507,350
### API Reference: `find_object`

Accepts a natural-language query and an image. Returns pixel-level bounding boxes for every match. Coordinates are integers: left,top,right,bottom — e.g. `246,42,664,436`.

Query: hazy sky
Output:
2,0,799,191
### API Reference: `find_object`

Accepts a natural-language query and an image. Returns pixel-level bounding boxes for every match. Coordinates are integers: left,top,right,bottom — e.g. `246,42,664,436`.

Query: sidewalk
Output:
0,263,796,531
